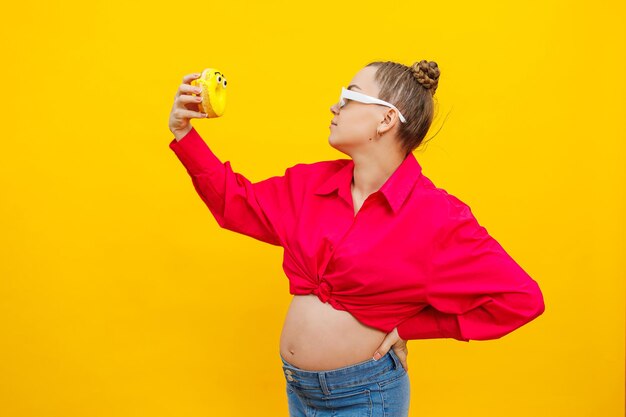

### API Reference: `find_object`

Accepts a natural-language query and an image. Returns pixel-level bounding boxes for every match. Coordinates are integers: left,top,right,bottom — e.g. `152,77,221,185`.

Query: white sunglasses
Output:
339,87,407,123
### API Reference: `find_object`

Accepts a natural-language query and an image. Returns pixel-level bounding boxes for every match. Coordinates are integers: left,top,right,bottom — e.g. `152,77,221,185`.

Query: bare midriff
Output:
279,294,387,371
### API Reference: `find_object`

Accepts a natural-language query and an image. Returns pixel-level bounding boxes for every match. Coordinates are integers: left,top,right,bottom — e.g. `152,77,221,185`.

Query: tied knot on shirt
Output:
315,280,333,303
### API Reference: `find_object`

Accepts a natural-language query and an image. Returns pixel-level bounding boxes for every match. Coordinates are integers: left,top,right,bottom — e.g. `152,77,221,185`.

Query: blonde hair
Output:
365,60,444,156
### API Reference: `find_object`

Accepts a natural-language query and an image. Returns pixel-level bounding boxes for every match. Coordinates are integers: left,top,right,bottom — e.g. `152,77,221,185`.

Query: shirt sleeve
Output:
396,194,545,342
168,127,300,247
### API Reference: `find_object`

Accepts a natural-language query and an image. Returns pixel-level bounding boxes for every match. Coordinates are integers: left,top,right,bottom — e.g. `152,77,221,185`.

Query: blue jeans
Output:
280,349,410,417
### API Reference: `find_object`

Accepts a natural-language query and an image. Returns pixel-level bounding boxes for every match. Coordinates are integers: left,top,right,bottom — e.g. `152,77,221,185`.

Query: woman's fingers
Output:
390,349,409,372
177,90,203,114
175,73,203,98
183,72,201,84
168,73,207,137
179,93,203,105
399,355,409,372
174,108,207,119
183,84,203,95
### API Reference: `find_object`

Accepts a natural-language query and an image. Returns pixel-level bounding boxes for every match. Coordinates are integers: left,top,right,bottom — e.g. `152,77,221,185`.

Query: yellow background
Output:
1,0,624,416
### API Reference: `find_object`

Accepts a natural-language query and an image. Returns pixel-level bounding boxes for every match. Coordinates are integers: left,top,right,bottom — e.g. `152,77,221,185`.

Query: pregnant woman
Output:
167,60,545,417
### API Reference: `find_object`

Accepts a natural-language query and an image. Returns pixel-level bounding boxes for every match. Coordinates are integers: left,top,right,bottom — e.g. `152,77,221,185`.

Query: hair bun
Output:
411,60,440,94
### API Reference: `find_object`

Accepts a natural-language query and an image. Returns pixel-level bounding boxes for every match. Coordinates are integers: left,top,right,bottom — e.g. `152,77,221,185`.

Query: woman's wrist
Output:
172,125,193,142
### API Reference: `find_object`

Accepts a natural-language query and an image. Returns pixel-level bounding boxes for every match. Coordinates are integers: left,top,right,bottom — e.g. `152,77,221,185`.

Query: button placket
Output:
315,237,334,302
317,234,341,281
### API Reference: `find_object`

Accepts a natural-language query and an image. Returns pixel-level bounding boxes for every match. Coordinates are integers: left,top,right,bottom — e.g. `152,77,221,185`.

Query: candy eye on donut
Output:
222,78,227,88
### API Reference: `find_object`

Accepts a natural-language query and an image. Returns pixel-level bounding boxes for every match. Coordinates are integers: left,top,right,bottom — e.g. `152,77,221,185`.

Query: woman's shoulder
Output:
275,159,350,197
414,176,475,224
288,158,349,171
283,158,349,178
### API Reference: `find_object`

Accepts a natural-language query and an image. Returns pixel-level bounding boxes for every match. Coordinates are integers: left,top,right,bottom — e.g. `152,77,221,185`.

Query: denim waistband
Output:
280,349,403,391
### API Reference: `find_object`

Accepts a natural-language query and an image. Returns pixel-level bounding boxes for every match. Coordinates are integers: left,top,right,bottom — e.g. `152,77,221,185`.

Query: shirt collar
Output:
313,153,423,214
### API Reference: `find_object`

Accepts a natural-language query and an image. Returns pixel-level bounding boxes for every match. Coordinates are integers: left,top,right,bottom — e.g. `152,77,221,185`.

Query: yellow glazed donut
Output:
191,68,227,118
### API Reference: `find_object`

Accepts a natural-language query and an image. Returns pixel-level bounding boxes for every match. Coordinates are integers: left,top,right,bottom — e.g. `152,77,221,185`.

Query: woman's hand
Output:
169,72,209,140
372,327,409,372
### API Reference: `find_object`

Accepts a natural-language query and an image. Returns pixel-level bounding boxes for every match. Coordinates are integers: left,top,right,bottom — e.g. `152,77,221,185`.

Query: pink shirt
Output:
169,127,545,342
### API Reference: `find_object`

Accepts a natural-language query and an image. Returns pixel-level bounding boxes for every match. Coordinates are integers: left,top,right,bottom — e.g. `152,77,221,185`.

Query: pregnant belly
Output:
279,294,387,371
